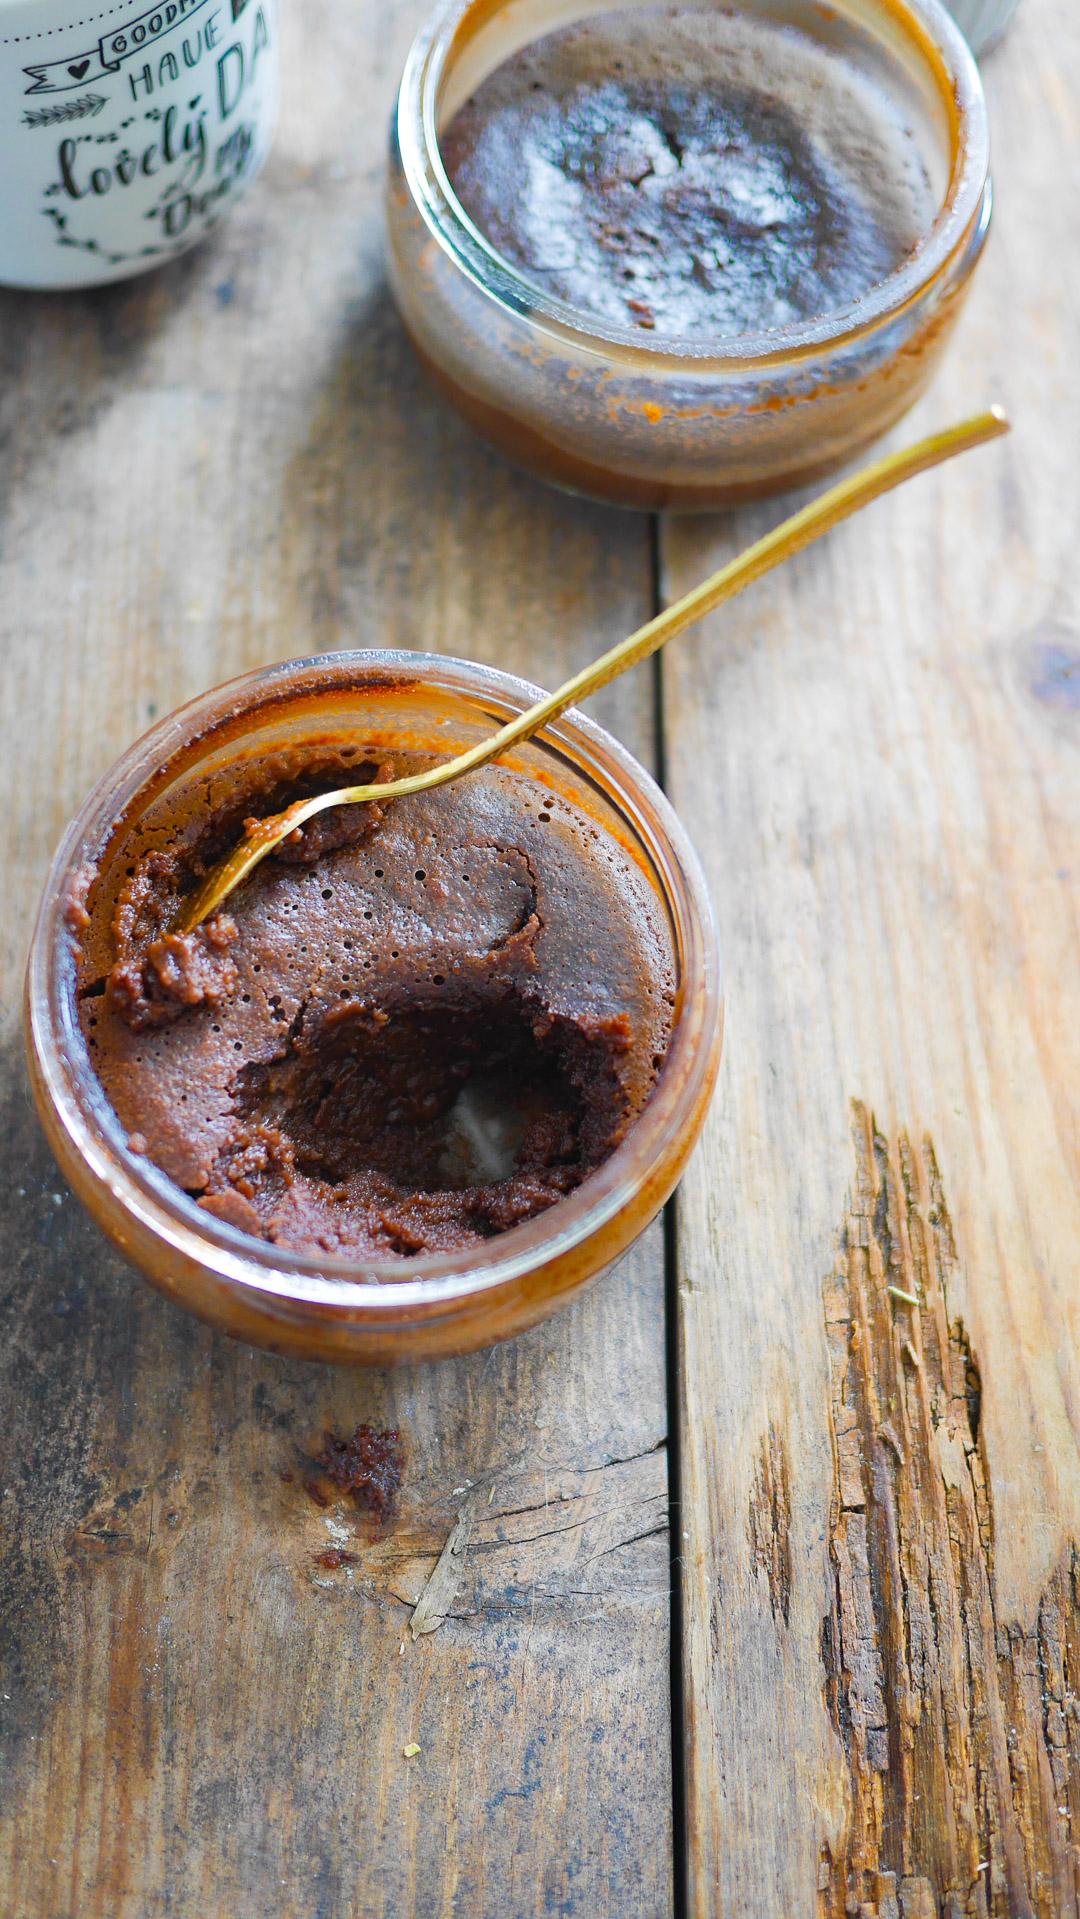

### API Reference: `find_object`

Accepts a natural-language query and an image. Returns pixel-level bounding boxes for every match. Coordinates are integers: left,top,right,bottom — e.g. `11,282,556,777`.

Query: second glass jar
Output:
387,0,992,510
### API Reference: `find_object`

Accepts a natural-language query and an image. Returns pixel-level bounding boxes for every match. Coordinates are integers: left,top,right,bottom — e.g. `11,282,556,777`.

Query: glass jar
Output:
942,0,1021,55
25,653,722,1365
386,0,992,510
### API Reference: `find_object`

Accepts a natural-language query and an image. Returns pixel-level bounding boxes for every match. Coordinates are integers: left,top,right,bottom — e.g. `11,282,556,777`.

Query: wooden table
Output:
0,1,1076,1911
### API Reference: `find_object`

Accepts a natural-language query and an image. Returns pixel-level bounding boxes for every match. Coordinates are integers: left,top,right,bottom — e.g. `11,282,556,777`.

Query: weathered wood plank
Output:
662,3,1080,1910
0,1064,672,1916
0,0,671,1912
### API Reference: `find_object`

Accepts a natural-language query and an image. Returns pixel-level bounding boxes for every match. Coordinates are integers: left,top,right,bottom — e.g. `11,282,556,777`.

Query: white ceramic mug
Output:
0,0,278,287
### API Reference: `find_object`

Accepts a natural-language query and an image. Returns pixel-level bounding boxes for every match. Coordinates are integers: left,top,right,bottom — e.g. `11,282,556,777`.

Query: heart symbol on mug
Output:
68,59,90,78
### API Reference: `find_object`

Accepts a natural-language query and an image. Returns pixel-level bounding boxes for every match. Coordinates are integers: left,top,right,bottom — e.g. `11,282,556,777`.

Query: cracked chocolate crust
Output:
442,9,934,340
73,748,676,1261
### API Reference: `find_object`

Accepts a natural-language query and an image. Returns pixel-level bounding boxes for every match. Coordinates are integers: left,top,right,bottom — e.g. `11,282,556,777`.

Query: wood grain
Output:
820,1105,1080,1917
0,0,671,1912
4,0,1075,1905
661,1,1080,1909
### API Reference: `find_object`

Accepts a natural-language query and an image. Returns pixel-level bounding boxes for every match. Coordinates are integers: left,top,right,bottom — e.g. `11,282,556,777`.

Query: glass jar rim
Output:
396,0,991,366
27,650,722,1318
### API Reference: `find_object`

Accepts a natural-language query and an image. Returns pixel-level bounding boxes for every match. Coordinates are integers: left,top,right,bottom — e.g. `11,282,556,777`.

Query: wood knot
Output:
1016,623,1080,722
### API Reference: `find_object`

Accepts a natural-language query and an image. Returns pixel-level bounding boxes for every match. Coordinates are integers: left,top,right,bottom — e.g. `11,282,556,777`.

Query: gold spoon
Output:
179,407,1009,933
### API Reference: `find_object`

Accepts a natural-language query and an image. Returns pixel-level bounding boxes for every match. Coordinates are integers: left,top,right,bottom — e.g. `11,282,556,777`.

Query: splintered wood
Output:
821,1106,1080,1918
409,1508,473,1639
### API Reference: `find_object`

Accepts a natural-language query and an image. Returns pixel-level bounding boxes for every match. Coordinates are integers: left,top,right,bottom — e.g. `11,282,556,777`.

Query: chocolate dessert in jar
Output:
25,654,721,1364
386,0,992,508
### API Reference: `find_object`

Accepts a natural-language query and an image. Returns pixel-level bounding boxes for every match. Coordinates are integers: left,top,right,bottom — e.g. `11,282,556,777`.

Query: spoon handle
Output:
483,406,1010,750
178,407,1009,930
